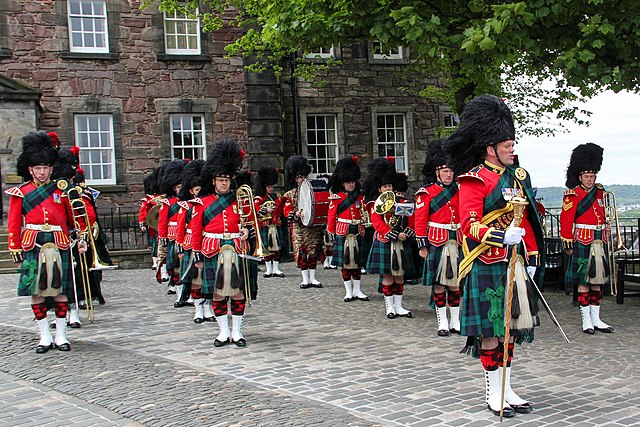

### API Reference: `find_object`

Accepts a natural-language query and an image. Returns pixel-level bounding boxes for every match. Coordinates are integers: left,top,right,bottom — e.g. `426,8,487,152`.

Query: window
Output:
376,113,408,173
306,114,339,175
372,42,403,60
74,114,116,185
170,114,206,160
443,112,460,128
304,46,335,59
163,9,201,55
67,0,109,53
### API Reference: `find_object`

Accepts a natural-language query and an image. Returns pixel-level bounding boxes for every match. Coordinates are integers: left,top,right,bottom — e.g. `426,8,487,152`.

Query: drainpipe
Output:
288,52,302,156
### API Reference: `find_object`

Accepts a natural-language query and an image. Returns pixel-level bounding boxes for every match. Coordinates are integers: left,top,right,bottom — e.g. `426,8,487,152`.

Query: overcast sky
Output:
516,90,640,188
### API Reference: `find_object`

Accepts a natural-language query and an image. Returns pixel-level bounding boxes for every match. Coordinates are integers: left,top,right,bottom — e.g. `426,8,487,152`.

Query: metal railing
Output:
97,208,148,251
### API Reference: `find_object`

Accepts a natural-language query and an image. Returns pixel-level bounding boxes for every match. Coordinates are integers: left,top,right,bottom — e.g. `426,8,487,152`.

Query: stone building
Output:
0,0,454,218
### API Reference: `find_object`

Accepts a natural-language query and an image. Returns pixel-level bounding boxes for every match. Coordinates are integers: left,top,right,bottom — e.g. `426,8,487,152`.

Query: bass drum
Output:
298,178,330,227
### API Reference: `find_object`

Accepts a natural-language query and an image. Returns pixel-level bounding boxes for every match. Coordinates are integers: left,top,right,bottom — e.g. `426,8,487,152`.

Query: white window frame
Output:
375,112,409,173
372,42,403,60
163,8,201,55
74,114,116,185
304,46,335,59
304,114,339,177
67,0,109,53
443,111,460,128
170,114,207,160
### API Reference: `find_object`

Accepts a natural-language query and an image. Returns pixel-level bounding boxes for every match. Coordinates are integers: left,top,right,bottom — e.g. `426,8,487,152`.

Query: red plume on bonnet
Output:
48,131,60,148
352,155,359,165
77,167,85,175
240,149,246,161
385,156,395,164
70,145,80,155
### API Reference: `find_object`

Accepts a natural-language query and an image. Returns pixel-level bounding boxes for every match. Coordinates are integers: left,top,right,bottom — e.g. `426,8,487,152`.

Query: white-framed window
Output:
376,113,408,173
305,114,339,176
443,112,460,128
170,114,207,160
74,114,116,185
372,41,403,60
67,0,109,53
163,8,201,55
304,46,335,59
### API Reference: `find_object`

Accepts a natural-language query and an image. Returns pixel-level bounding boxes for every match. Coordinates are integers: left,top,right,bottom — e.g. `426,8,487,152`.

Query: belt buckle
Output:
41,224,51,232
223,233,231,239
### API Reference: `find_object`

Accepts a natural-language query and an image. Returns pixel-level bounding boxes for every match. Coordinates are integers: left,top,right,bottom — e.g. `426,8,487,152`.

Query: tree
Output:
145,0,640,136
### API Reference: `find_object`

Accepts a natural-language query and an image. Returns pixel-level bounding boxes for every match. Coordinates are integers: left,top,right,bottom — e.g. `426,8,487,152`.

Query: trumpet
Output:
236,184,270,259
374,190,398,227
603,191,626,296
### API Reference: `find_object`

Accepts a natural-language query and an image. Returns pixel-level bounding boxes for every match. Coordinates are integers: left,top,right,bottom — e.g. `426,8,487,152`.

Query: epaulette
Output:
158,198,170,206
457,171,484,183
189,197,204,206
4,186,24,198
329,193,341,200
469,164,483,173
563,189,577,197
414,186,429,196
596,183,605,190
178,201,189,210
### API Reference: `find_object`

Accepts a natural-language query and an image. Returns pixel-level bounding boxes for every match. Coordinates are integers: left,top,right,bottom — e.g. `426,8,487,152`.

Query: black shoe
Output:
272,272,285,278
204,317,216,323
263,273,273,278
193,317,204,324
353,296,370,301
583,328,595,335
214,338,230,347
36,343,54,354
233,338,246,347
344,297,353,302
68,322,82,329
595,326,614,333
97,295,106,305
174,301,186,308
57,343,71,351
450,328,461,335
309,282,323,288
488,405,515,418
387,313,397,319
167,289,176,295
510,403,533,414
438,329,450,337
397,312,413,318
300,283,310,289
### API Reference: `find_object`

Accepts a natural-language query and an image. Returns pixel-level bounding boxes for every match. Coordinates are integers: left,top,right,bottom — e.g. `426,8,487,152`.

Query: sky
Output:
516,90,640,188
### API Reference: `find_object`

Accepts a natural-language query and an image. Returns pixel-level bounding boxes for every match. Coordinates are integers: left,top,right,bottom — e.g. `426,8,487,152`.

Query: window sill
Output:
370,58,409,65
156,53,212,62
88,184,127,193
59,52,120,61
0,48,11,58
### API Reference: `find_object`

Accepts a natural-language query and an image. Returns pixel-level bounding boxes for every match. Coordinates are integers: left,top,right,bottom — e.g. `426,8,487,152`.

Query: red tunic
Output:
559,184,606,249
190,193,248,257
414,182,460,248
326,191,365,236
158,196,180,241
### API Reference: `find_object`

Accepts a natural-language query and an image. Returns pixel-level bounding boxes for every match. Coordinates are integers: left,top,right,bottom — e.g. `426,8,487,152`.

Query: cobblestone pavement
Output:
1,264,639,426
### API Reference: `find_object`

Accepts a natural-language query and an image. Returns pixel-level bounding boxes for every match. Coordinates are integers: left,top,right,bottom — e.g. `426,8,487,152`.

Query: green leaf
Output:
478,36,496,50
599,22,615,34
579,49,596,62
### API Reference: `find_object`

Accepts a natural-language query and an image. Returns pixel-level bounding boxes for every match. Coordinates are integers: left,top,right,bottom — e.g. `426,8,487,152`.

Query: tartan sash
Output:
484,170,513,214
202,193,234,227
22,181,58,215
337,191,360,215
168,201,181,217
429,184,458,216
186,207,193,224
575,187,598,218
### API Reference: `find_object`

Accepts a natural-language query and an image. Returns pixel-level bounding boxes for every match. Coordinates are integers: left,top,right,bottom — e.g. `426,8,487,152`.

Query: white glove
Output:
503,227,524,245
526,266,536,278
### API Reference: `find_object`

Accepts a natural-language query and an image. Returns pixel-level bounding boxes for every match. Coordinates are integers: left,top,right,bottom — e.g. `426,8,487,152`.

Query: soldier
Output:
191,139,252,347
157,159,188,298
443,94,544,417
254,166,286,278
560,143,614,334
364,157,415,319
139,167,161,270
282,156,325,289
6,131,86,353
415,139,462,337
326,156,369,302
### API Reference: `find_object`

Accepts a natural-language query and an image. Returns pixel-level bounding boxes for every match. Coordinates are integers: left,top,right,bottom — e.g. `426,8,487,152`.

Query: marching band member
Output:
254,166,285,278
443,94,543,417
282,156,324,289
364,157,415,319
175,159,205,313
394,172,421,285
415,139,462,337
326,156,369,302
235,171,259,301
560,143,614,334
157,159,188,297
6,131,86,353
139,167,161,270
191,139,252,347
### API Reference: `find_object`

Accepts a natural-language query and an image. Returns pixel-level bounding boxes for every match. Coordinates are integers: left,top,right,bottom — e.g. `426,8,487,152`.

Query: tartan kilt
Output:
201,239,246,295
165,240,178,270
331,225,364,268
260,224,285,254
179,249,194,285
565,231,605,286
18,232,73,297
366,238,417,277
461,261,534,342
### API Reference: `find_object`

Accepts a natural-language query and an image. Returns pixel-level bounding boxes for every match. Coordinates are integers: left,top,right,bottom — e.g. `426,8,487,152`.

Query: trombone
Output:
603,191,626,296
